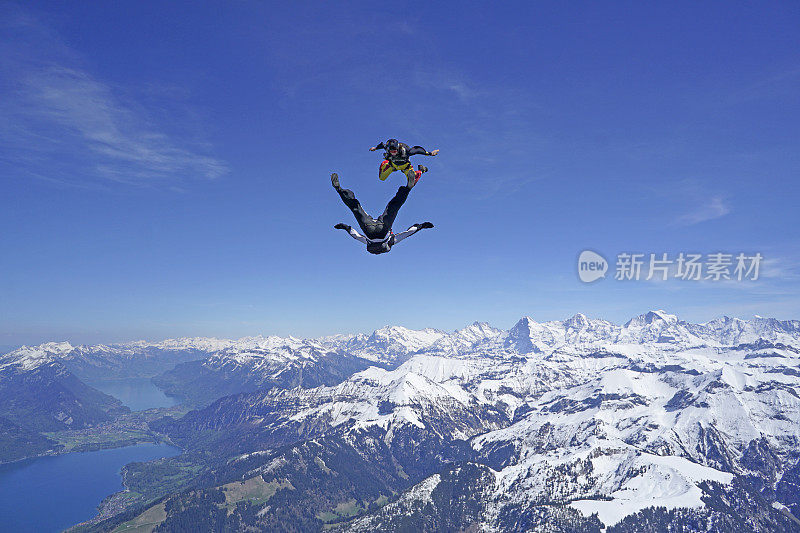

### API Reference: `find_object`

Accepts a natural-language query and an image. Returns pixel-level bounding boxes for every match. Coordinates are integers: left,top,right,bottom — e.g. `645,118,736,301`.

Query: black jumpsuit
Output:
335,184,411,254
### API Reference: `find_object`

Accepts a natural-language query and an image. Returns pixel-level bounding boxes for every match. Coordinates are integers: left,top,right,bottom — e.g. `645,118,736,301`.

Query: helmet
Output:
367,241,391,254
386,138,400,156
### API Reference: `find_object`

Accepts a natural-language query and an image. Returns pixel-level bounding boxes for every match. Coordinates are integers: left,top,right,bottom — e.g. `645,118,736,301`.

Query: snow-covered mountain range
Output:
6,309,797,373
4,309,797,370
4,311,800,531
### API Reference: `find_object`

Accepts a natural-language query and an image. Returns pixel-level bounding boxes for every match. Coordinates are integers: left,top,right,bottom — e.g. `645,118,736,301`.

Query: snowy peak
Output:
425,322,503,356
507,315,567,348
348,325,447,363
561,314,619,343
368,325,445,347
382,370,455,407
505,316,543,353
619,310,701,346
695,315,800,346
0,341,74,371
624,309,679,327
456,321,501,340
504,315,617,353
207,339,333,369
563,313,590,329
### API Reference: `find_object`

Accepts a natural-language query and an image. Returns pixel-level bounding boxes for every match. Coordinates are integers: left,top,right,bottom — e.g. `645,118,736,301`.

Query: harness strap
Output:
365,232,393,243
384,145,410,169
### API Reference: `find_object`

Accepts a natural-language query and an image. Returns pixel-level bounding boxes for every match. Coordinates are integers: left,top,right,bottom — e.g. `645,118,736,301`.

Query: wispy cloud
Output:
720,65,800,106
674,196,731,226
759,256,800,281
0,6,227,188
412,69,479,102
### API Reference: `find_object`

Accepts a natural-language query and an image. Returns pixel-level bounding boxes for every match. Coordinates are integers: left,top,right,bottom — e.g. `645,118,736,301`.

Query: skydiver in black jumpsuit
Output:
331,172,434,255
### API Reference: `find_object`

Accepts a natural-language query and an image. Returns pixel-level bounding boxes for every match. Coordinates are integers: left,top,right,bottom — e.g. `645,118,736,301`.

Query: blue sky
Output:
1,1,799,346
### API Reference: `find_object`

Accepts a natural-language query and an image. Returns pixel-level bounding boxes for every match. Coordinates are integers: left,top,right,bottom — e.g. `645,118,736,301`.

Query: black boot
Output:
331,173,341,191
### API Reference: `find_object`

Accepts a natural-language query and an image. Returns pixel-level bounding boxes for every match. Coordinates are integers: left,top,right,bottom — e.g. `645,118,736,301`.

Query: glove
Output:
334,223,350,231
418,222,434,230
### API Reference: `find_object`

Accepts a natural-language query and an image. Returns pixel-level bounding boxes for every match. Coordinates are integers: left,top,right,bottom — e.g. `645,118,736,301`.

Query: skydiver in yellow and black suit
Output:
369,138,439,185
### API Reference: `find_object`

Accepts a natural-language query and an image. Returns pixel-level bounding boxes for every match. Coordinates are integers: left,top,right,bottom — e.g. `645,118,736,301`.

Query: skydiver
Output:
331,172,433,255
369,138,439,183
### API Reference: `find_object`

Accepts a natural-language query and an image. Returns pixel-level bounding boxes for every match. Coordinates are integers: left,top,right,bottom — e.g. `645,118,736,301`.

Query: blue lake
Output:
89,377,178,411
0,443,180,533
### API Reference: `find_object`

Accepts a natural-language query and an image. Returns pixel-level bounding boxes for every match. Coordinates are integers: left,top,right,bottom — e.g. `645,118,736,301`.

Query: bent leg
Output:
379,161,395,181
378,185,411,230
403,167,422,185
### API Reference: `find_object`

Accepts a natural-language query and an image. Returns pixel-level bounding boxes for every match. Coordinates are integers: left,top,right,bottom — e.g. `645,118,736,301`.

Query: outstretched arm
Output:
392,222,434,245
407,146,439,156
334,223,368,244
369,142,386,152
